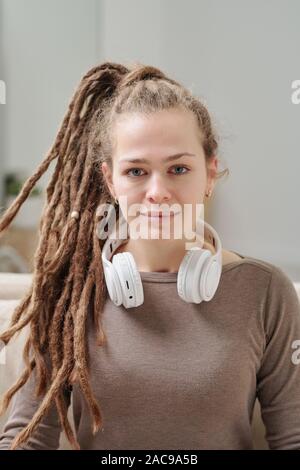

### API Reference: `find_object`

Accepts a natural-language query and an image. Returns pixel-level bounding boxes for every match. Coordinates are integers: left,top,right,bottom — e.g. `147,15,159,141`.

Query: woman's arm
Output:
256,266,300,450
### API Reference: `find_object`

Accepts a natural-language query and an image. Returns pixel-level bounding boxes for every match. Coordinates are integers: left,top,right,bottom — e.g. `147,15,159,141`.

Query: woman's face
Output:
101,107,217,241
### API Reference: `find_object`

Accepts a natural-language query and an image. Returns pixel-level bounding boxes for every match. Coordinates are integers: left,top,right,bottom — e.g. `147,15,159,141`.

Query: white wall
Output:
0,0,99,202
100,0,300,280
0,0,6,204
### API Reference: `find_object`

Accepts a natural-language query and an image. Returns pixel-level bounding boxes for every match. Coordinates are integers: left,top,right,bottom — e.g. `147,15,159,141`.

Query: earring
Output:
206,189,212,198
114,197,119,205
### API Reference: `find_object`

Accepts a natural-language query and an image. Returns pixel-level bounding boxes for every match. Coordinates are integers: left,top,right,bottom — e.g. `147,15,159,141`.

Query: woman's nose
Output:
145,174,172,203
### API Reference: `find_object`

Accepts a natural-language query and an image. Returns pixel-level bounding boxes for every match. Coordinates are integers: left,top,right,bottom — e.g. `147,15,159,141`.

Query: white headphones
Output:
101,211,223,308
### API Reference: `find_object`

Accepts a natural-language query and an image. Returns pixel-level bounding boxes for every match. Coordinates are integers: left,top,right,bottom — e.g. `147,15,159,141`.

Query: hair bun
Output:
119,64,167,90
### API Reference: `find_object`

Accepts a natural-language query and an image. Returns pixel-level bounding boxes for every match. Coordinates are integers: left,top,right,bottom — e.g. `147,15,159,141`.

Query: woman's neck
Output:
112,221,218,273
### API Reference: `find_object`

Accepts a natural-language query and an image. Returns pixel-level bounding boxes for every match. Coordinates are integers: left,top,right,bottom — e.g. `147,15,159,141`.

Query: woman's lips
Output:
140,212,178,218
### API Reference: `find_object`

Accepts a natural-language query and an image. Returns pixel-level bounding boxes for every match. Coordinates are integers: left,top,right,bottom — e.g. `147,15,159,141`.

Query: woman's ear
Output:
206,156,218,193
101,162,116,199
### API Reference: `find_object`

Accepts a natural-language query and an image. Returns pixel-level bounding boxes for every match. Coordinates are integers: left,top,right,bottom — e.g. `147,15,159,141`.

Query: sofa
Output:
1,272,300,450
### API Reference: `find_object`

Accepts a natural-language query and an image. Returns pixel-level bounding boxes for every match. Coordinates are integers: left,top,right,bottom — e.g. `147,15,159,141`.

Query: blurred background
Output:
0,0,299,278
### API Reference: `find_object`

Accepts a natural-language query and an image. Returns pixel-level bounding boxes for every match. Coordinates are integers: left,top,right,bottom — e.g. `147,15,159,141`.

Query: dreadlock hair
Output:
0,60,229,450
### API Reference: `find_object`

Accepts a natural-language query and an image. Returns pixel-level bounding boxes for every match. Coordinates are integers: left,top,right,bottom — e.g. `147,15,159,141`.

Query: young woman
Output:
0,61,299,450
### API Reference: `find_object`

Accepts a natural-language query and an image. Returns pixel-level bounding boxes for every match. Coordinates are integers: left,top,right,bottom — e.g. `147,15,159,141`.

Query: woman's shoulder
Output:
223,249,279,273
223,251,298,295
222,252,300,317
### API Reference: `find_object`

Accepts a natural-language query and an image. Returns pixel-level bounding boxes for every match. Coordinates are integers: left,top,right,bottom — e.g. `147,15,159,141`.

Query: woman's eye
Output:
125,166,189,177
126,168,145,177
171,165,189,175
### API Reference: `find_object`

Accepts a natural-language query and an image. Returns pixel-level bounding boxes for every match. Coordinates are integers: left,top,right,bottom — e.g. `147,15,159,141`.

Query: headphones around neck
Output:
101,211,223,309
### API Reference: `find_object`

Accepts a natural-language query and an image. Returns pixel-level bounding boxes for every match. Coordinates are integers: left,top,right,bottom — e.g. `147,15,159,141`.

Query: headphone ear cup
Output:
199,256,222,301
103,261,123,306
177,248,211,303
112,252,144,308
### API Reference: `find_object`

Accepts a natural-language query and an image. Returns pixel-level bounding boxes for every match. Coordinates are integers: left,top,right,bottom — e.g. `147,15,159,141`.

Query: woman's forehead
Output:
113,110,203,161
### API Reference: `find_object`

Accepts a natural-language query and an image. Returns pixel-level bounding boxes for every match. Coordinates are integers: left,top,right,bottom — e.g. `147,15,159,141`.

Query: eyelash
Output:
125,165,190,178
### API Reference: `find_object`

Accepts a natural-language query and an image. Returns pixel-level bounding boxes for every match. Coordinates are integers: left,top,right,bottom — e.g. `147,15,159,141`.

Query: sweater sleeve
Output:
0,359,71,450
256,266,300,450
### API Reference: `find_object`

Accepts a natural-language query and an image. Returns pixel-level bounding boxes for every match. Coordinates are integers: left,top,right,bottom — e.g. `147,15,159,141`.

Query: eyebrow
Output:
119,152,196,164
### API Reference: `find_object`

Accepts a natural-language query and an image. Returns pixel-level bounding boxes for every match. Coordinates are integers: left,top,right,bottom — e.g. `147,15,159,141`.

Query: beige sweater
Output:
1,253,300,450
